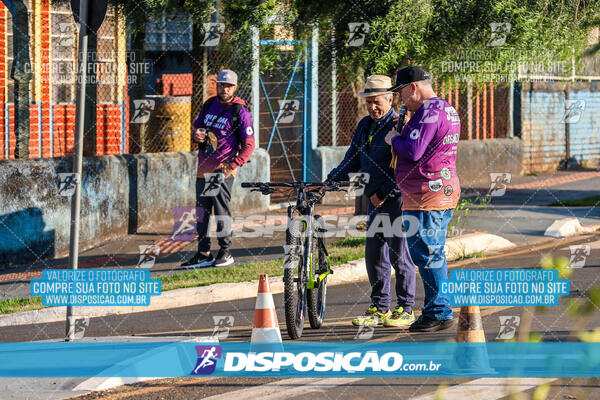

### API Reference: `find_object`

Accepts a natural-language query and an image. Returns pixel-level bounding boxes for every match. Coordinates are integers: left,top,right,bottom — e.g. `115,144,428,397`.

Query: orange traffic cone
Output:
453,305,494,374
251,274,283,343
456,306,485,342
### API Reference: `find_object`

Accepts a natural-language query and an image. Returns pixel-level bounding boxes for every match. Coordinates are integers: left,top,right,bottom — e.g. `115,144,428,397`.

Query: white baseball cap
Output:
217,69,238,85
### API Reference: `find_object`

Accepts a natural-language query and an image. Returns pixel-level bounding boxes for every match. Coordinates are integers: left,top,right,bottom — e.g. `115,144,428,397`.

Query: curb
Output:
544,218,600,238
72,336,215,392
0,232,517,328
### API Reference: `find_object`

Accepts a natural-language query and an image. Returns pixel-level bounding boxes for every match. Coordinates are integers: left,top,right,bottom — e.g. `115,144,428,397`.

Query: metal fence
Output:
0,3,597,161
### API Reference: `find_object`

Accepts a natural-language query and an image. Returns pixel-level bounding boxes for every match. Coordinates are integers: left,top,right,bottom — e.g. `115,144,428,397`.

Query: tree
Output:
290,0,600,83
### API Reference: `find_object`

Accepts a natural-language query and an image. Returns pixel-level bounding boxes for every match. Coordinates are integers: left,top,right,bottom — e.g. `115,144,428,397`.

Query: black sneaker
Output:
181,252,214,269
409,314,456,332
214,248,234,267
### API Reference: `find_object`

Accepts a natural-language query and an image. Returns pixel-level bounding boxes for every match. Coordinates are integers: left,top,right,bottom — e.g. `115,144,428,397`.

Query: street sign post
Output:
65,0,108,342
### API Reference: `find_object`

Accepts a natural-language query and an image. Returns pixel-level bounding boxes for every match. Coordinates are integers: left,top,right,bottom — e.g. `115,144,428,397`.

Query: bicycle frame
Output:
287,187,332,290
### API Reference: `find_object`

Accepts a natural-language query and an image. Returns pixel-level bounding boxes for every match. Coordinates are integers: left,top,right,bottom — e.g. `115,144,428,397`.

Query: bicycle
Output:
240,181,349,339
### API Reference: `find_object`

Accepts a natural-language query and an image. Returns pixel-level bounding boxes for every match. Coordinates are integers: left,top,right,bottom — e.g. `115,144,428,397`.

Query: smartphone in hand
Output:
396,106,407,132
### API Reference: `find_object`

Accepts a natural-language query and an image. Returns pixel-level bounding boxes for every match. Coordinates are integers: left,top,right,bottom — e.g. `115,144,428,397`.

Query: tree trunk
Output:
128,23,147,153
8,0,32,159
350,68,366,127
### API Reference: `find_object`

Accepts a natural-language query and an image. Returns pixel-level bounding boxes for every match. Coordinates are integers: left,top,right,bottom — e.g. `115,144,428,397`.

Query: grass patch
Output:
0,237,368,315
549,196,600,207
0,296,44,315
455,250,486,261
333,236,366,247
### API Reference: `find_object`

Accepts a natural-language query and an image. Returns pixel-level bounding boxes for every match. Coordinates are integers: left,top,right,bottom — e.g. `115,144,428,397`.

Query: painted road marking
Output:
410,377,555,400
202,377,362,400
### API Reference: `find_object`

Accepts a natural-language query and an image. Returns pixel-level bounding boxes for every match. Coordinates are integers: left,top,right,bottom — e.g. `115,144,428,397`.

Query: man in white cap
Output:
182,69,255,268
326,75,416,328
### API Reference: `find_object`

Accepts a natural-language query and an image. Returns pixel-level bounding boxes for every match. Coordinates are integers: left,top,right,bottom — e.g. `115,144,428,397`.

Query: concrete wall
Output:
518,81,600,172
314,139,523,188
0,149,269,267
311,146,354,205
456,138,523,185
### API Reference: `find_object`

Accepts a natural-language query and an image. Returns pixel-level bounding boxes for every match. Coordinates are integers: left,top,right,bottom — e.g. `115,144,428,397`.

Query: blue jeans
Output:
403,209,454,320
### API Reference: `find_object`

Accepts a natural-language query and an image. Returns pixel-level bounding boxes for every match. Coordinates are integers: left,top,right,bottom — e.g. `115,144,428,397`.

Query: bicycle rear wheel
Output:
283,225,306,339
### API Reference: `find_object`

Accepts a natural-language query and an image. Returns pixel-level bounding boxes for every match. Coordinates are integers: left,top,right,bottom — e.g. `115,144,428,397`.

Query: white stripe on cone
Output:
255,293,275,310
251,327,282,342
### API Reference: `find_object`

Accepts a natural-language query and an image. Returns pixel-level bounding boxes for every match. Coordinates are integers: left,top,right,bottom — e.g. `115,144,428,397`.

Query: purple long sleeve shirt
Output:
193,96,255,176
391,97,461,210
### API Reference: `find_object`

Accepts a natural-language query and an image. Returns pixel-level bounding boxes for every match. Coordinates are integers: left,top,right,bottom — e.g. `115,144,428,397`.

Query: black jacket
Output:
327,108,401,200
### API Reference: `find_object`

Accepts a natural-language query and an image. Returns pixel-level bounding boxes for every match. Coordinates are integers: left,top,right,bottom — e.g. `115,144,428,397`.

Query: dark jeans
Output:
365,196,416,310
196,174,234,252
403,209,454,320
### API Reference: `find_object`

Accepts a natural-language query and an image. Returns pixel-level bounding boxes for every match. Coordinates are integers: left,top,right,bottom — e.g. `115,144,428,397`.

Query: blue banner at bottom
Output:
2,342,600,378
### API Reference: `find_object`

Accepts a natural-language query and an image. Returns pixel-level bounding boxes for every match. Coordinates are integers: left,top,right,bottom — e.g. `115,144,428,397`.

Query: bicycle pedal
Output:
316,228,327,232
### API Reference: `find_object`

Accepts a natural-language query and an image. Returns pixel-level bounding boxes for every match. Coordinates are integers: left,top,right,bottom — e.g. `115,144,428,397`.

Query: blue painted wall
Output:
519,81,600,172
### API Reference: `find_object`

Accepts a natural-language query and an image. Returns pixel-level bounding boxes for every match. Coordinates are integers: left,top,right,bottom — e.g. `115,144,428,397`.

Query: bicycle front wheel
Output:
283,227,306,339
307,237,327,329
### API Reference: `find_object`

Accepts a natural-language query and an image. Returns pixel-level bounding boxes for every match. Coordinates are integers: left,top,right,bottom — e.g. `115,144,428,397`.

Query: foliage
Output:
549,195,600,207
111,0,600,83
449,193,491,234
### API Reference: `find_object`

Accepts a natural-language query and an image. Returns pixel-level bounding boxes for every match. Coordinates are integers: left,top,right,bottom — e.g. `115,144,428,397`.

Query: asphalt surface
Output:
2,233,600,400
2,172,599,301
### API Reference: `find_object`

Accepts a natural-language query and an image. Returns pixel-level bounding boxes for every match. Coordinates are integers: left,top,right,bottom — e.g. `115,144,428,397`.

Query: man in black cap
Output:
385,66,462,332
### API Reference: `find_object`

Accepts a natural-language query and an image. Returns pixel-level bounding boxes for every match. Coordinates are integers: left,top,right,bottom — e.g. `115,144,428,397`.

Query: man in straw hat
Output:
326,75,416,328
385,66,461,332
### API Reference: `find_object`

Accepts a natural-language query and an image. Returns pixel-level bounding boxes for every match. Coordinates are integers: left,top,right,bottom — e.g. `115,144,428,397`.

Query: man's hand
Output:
193,128,207,143
222,163,236,177
370,193,384,208
391,113,409,126
385,129,400,145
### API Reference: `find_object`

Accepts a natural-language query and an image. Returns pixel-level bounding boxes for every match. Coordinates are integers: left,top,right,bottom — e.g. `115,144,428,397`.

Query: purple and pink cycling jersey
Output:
392,97,461,210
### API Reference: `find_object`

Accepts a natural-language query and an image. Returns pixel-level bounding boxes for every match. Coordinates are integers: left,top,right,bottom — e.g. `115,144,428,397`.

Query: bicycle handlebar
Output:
241,181,351,189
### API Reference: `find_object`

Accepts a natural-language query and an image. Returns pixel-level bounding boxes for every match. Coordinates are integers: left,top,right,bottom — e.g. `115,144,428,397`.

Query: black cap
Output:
390,66,431,91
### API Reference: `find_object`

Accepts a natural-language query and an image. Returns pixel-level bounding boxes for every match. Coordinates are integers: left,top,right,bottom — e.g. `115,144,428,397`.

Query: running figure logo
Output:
211,316,234,340
354,325,375,340
489,172,511,197
346,172,370,198
496,316,520,340
169,207,203,242
276,100,300,124
58,173,78,197
563,100,586,124
201,23,225,47
56,22,76,48
569,245,591,269
131,99,155,124
191,345,223,375
424,244,444,269
487,22,512,47
419,100,444,124
283,244,303,269
346,22,370,47
201,173,225,197
137,244,160,269
66,316,90,340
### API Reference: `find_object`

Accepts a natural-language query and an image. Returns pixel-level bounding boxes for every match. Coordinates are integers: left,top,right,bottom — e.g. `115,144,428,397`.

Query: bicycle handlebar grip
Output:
241,182,260,188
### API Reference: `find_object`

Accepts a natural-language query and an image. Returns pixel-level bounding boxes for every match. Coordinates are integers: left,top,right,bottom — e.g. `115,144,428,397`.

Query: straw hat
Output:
358,75,395,97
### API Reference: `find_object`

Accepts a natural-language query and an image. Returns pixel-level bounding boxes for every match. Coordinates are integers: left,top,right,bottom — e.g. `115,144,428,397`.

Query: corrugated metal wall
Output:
519,81,600,172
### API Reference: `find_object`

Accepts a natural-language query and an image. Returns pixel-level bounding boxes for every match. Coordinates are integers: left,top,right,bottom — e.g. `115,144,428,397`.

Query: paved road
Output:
2,233,600,399
2,172,599,301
